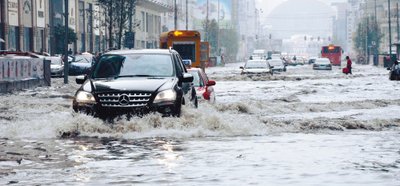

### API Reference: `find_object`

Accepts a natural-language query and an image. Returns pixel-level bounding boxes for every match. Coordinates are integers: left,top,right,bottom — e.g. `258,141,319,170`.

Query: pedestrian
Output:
346,56,352,74
68,48,73,55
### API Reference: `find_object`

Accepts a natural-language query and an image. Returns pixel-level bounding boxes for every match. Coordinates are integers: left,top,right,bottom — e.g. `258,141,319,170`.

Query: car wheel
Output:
191,88,198,108
172,103,182,117
390,73,395,80
193,97,198,108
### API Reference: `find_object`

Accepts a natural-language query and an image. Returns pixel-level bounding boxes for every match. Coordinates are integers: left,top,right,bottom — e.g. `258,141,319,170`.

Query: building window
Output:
36,29,44,52
95,35,100,53
24,27,32,52
8,26,19,51
80,33,86,52
141,11,145,31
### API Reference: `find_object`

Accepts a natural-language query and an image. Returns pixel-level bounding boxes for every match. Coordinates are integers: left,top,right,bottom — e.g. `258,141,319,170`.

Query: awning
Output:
136,0,173,12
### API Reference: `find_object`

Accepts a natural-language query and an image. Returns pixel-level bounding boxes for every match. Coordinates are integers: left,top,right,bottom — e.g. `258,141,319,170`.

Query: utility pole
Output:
174,0,178,30
128,0,134,49
63,0,69,84
374,0,378,65
375,0,377,24
186,0,188,30
217,0,220,55
389,0,393,57
206,0,209,41
397,3,399,42
365,1,368,60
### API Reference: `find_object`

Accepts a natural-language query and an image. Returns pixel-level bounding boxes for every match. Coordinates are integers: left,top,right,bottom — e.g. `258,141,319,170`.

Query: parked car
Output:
49,56,64,77
69,54,94,76
268,59,287,72
308,57,317,64
313,58,332,70
72,49,198,119
240,60,273,75
387,61,400,80
188,68,216,103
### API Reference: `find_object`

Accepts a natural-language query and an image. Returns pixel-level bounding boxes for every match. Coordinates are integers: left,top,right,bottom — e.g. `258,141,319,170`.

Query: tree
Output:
354,16,383,56
220,28,239,62
53,25,77,54
202,19,218,55
97,0,137,49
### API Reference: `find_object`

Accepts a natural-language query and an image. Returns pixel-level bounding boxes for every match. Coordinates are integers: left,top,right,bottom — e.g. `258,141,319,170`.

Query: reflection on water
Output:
1,132,400,185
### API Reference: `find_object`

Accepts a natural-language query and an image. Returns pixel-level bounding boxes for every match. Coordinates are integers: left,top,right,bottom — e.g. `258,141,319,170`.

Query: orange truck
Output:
160,30,209,68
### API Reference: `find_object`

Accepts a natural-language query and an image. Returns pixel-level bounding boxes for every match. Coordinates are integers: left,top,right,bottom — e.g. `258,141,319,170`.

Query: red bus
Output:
321,45,343,66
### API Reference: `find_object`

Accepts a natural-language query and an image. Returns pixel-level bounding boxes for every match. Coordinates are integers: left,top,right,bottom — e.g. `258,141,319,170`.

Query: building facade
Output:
0,0,174,54
0,0,50,53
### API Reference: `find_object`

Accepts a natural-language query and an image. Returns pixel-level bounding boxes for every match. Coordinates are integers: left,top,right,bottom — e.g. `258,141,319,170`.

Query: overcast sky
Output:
256,0,347,17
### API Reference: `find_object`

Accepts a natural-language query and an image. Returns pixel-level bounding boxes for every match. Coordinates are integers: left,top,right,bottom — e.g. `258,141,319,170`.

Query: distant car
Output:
268,59,287,72
188,68,216,103
313,58,332,70
49,56,64,77
240,60,273,75
387,61,400,80
72,49,198,119
308,57,317,64
182,59,192,67
270,54,281,59
69,54,94,76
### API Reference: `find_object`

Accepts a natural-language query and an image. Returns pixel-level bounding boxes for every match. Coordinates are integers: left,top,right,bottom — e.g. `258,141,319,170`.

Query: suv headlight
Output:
154,89,176,103
75,91,96,103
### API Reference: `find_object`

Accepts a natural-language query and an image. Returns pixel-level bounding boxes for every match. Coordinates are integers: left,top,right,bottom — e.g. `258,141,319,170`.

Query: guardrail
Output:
0,58,51,93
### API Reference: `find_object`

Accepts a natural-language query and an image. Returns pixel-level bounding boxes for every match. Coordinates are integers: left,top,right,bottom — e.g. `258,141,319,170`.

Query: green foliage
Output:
203,19,219,55
354,16,383,55
53,25,77,54
202,19,239,60
220,28,239,61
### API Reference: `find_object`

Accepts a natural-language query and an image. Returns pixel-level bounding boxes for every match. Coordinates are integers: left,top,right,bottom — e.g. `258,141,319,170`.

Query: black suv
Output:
72,49,198,118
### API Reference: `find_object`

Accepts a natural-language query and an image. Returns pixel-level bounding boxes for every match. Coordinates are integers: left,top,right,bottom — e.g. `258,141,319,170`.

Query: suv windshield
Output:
92,54,174,78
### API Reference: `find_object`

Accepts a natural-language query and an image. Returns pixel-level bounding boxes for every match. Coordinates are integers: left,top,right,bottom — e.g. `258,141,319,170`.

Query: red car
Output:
188,68,216,103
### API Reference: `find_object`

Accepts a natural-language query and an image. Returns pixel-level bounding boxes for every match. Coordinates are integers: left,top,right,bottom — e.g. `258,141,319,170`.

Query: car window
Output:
316,59,330,64
268,60,283,66
92,54,174,78
245,61,269,68
188,70,204,87
173,53,187,78
73,56,90,63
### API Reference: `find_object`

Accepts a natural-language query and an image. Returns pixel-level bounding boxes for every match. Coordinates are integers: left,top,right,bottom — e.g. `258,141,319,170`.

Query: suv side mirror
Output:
76,75,86,84
182,73,194,83
240,66,244,69
387,67,391,70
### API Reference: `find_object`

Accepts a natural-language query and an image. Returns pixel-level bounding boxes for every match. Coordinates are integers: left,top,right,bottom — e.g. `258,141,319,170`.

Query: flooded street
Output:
1,63,400,185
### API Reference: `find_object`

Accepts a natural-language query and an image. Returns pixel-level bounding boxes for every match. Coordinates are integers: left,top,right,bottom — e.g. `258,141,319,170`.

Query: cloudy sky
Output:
256,0,347,17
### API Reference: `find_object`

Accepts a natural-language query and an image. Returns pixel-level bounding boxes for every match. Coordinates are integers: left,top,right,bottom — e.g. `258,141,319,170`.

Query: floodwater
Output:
1,63,400,185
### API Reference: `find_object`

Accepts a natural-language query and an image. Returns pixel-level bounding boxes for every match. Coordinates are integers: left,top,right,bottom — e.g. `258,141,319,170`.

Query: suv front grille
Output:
97,92,152,108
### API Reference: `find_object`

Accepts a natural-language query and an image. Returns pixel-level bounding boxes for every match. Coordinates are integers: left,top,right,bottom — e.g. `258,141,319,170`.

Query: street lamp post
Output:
186,0,188,30
174,0,178,30
388,0,392,58
63,0,69,84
